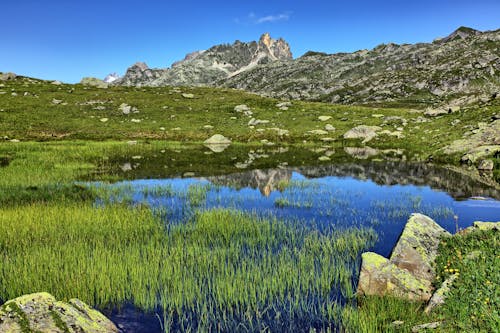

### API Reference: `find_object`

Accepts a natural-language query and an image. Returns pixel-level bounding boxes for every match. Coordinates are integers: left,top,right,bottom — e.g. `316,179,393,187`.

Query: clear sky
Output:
2,0,499,83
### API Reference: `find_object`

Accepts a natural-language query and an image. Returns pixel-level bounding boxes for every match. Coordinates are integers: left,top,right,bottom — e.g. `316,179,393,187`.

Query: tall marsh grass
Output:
0,204,376,331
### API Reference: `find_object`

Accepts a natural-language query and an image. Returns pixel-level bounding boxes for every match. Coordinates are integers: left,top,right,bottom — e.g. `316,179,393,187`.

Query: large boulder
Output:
390,214,451,283
358,214,451,301
0,292,118,332
358,252,431,301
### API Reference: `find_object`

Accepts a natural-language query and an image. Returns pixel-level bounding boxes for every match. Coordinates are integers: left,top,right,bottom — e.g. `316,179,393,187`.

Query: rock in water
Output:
0,292,118,332
357,214,451,301
204,134,231,152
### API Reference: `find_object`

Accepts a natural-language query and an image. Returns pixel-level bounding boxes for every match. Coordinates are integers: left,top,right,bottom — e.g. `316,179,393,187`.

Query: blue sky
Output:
1,0,499,82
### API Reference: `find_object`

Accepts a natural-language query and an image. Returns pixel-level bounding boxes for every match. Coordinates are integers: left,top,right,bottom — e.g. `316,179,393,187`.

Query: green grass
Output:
1,75,499,168
0,204,377,331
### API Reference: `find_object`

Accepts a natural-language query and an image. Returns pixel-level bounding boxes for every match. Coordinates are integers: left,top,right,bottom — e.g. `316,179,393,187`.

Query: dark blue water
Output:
96,170,500,258
91,166,500,332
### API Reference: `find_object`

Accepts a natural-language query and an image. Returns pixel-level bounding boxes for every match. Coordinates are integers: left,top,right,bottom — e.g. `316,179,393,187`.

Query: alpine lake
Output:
1,142,499,332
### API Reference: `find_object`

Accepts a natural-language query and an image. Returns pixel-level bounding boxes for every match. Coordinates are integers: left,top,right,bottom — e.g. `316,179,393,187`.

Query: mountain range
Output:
114,27,499,108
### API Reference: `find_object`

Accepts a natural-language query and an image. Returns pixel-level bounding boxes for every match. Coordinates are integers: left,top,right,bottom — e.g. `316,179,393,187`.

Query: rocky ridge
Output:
115,33,292,87
223,27,499,108
114,27,499,109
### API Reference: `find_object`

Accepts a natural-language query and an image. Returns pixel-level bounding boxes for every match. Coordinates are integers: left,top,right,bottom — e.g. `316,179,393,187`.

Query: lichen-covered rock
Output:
473,221,500,231
0,292,118,333
358,252,432,301
358,214,450,301
390,213,451,283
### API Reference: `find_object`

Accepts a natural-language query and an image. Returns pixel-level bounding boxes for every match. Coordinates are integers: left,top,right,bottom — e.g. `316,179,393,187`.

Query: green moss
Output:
49,310,70,333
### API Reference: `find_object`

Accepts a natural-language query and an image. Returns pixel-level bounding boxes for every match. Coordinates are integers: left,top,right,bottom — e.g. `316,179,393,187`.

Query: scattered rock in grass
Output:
344,147,379,159
391,320,405,327
203,125,214,129
120,163,133,172
424,273,459,314
131,119,141,123
119,103,132,114
343,125,382,143
424,108,449,117
10,139,20,143
276,101,292,110
318,156,330,161
248,118,269,126
127,141,137,145
307,129,328,135
477,159,494,171
182,93,194,99
51,80,62,85
318,116,332,121
411,321,442,332
183,172,195,177
100,118,109,122
204,134,231,153
325,124,336,131
234,104,250,113
0,292,118,333
372,114,385,118
52,98,63,105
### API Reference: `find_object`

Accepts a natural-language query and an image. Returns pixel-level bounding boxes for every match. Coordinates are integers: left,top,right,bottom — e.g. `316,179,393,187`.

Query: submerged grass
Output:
0,204,377,331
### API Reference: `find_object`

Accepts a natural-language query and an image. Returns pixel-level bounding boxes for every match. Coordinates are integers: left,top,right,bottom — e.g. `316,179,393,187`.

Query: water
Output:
91,162,500,332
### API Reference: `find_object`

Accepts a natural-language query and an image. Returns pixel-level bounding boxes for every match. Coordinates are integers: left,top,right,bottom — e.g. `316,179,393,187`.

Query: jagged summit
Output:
103,72,120,83
115,33,292,87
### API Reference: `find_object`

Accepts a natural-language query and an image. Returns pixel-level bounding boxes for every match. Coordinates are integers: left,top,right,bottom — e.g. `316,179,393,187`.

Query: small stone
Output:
127,141,137,145
52,98,63,105
119,103,132,115
234,104,250,112
325,124,336,131
131,119,141,123
10,139,20,143
391,321,405,327
182,93,194,99
183,172,195,177
203,125,214,129
100,118,109,122
307,129,328,135
411,322,442,332
477,159,494,171
318,156,330,161
318,116,332,121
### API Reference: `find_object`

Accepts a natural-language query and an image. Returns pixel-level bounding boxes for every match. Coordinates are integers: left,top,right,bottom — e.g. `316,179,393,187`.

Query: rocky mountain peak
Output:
130,62,149,71
258,33,292,60
436,26,480,43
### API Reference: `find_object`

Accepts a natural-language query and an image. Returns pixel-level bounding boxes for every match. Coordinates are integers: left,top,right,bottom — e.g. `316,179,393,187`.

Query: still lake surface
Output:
91,161,500,332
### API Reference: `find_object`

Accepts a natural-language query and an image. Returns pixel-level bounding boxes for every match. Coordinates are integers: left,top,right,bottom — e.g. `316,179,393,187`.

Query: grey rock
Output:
477,159,494,171
411,321,442,332
343,125,382,143
0,292,118,332
424,273,459,313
